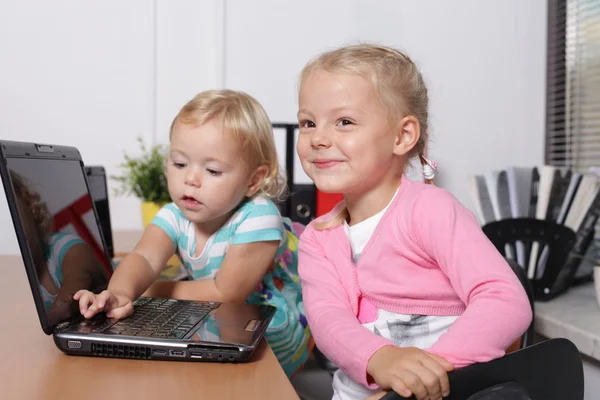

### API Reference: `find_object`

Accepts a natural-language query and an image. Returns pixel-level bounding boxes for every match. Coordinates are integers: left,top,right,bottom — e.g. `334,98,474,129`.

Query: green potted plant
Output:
111,137,171,227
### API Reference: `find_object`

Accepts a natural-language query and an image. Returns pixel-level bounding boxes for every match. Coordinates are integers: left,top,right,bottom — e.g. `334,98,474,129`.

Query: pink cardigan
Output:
298,178,532,388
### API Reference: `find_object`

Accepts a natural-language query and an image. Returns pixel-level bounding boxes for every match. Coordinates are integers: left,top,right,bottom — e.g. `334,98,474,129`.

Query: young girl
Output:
296,44,532,400
75,89,312,377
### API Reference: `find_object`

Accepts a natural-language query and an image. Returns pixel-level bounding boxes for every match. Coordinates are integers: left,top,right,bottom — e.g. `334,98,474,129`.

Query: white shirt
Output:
336,187,459,399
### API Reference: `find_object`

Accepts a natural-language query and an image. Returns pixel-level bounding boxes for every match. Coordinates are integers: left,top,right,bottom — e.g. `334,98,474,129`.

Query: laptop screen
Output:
6,156,111,328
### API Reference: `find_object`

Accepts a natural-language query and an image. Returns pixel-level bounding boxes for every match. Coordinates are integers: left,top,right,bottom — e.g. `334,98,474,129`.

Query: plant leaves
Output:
110,137,171,202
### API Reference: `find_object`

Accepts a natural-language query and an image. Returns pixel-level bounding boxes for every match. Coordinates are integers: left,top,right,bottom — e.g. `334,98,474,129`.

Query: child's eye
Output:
207,169,222,177
299,120,315,129
172,162,186,169
336,119,354,126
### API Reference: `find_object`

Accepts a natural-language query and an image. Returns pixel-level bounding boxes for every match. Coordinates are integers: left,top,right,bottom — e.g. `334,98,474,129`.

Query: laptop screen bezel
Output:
0,140,111,335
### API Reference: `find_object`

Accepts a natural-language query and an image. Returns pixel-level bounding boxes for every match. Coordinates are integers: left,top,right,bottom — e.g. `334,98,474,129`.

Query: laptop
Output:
84,165,114,260
84,165,186,279
0,140,275,362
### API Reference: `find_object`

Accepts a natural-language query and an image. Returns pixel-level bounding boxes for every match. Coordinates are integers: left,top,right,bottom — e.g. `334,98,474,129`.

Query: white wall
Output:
0,0,547,254
0,1,154,254
154,0,223,144
0,0,221,254
225,0,547,191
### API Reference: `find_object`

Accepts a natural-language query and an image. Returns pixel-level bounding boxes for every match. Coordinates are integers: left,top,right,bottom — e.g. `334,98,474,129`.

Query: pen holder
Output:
482,218,594,301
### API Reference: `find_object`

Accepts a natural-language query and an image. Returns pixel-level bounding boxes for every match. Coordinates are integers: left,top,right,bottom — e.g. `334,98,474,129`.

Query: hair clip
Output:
420,156,438,182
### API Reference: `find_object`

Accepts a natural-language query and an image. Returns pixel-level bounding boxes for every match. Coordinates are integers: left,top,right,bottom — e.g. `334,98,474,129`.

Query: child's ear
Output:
245,165,269,197
393,116,420,156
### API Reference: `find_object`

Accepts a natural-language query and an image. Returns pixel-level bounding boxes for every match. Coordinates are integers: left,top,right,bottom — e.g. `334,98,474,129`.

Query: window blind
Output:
546,0,600,171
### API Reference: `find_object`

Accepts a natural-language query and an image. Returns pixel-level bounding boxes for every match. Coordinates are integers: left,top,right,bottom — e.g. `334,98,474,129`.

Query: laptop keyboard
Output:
80,298,219,339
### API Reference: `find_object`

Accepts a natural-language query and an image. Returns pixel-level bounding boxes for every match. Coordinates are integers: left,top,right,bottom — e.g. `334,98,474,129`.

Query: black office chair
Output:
313,345,338,374
381,338,583,400
482,218,591,301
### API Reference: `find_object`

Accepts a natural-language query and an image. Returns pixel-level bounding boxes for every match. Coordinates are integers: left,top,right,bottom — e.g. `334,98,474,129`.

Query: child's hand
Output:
73,289,134,320
367,345,453,400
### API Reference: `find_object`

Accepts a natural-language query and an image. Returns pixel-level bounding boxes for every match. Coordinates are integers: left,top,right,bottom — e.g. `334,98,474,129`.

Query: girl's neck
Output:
194,210,235,236
344,174,402,226
193,199,246,236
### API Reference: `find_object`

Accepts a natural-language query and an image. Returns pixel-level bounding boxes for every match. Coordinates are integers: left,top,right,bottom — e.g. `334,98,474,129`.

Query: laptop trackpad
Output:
189,303,267,346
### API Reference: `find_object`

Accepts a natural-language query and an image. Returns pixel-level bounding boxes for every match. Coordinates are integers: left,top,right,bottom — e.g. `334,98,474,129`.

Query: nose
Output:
184,168,201,188
310,126,332,149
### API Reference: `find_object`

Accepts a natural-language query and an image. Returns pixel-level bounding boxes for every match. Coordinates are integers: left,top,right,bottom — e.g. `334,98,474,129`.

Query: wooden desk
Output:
0,254,299,400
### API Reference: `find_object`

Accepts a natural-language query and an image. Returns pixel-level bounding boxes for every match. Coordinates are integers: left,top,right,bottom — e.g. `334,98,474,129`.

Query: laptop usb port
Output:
169,350,186,357
190,352,204,359
152,349,167,356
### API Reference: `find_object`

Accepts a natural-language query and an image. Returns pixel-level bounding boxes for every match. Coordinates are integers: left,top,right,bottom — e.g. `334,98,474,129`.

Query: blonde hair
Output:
299,43,431,229
171,89,286,202
11,171,53,240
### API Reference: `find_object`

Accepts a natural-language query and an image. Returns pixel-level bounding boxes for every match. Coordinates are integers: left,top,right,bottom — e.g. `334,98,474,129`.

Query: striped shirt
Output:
151,196,312,376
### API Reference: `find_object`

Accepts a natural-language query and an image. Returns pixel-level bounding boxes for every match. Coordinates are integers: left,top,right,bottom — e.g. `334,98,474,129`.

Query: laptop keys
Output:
94,299,215,339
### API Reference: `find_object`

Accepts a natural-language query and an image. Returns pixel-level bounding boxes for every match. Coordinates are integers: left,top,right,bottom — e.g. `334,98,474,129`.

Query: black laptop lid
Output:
0,141,111,334
85,166,114,259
